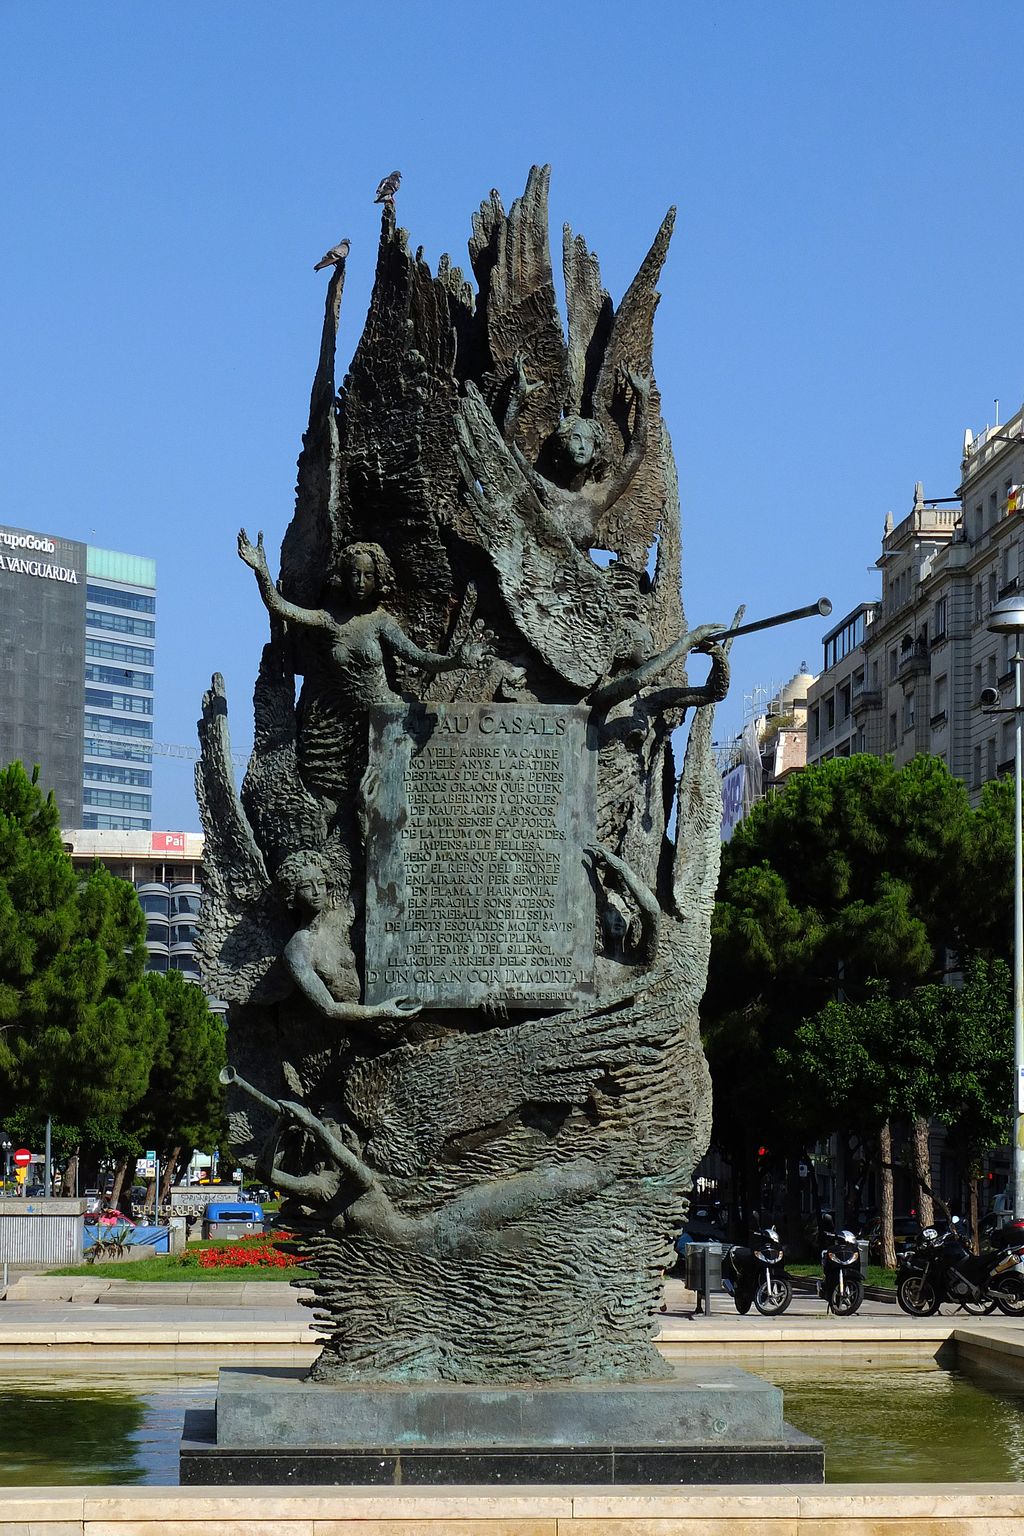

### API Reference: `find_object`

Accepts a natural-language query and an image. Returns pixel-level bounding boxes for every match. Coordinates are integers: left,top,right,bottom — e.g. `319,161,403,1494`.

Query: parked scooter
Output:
722,1223,793,1316
896,1218,1024,1316
817,1227,864,1315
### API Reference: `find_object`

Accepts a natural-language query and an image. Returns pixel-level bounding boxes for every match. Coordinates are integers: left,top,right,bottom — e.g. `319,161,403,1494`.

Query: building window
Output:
988,737,997,780
974,744,982,787
872,660,879,687
933,674,947,717
81,812,151,831
826,697,835,731
989,572,998,612
933,597,947,638
85,609,155,639
903,694,915,732
889,713,898,749
85,583,156,614
990,490,999,528
83,763,152,788
85,663,154,690
85,688,154,715
889,649,898,681
86,638,154,666
83,735,152,762
975,583,984,622
987,654,998,688
810,706,819,744
974,663,983,702
83,788,152,812
84,712,153,740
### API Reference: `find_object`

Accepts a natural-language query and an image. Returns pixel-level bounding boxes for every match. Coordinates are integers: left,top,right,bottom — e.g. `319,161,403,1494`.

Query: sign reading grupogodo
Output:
0,528,79,584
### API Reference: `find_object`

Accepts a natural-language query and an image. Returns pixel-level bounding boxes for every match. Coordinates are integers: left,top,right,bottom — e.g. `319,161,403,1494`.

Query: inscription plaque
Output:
364,703,595,1009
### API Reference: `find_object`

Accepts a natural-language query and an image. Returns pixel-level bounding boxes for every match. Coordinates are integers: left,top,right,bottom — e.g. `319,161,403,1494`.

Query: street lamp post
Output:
986,595,1024,1219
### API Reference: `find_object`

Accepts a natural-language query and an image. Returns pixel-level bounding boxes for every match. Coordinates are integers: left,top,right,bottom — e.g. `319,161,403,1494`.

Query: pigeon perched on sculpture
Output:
313,237,351,272
373,170,401,205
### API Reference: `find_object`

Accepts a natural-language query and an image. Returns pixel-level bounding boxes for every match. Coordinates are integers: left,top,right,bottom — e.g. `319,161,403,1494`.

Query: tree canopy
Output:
702,754,1013,1234
0,761,224,1182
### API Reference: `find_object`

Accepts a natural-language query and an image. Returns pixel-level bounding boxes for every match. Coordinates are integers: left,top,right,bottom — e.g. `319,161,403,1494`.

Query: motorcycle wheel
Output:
828,1275,864,1316
896,1273,940,1316
958,1293,998,1316
734,1286,754,1315
754,1273,793,1316
991,1274,1024,1316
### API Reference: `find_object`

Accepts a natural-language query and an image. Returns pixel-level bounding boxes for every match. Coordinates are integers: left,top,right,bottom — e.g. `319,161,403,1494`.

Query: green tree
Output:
704,755,978,1247
0,762,163,1187
137,970,226,1203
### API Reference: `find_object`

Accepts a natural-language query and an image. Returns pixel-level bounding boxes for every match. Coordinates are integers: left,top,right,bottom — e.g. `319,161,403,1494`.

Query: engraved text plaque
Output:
364,703,595,1009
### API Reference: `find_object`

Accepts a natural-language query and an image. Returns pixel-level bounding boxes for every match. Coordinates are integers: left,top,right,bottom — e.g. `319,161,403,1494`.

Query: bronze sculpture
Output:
197,165,732,1384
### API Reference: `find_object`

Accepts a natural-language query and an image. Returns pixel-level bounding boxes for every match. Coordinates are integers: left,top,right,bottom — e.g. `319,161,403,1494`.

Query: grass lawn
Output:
788,1261,896,1289
47,1236,313,1282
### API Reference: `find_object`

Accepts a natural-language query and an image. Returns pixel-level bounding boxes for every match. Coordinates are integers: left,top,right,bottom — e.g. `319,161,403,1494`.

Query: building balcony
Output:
930,710,947,729
1000,577,1020,601
898,648,930,679
852,688,882,714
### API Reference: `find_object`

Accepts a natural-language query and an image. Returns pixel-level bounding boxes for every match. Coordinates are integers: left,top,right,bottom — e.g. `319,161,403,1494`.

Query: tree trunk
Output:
880,1120,897,1269
969,1173,981,1255
912,1116,934,1227
160,1147,181,1206
109,1157,130,1211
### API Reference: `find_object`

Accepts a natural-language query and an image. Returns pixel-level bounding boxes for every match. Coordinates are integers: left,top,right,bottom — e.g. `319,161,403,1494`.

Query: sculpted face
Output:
562,418,596,470
346,551,377,604
292,863,326,914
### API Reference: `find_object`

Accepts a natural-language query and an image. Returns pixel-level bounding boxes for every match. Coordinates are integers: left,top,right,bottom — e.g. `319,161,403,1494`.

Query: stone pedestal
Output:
179,1365,824,1485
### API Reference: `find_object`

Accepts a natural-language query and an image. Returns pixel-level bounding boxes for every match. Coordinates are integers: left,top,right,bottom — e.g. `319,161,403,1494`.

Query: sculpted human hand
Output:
237,527,269,573
513,351,543,398
689,622,727,653
619,365,651,401
367,997,421,1019
456,619,494,670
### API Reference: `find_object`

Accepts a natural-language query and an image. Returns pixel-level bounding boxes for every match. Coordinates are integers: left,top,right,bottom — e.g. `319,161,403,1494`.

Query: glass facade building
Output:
0,525,155,830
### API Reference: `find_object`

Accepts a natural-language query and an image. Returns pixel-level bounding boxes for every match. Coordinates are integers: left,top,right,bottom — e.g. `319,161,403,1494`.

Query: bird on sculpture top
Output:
374,171,402,205
313,237,351,272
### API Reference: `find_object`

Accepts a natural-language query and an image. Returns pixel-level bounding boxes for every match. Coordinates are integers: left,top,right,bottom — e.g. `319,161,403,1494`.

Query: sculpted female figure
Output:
276,848,418,1026
237,533,490,707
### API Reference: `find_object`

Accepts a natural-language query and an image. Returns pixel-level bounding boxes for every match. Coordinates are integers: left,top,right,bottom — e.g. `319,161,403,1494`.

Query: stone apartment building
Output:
808,402,1024,797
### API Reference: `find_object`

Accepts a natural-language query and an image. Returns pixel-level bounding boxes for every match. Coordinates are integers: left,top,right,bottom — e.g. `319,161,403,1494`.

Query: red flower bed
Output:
197,1243,299,1269
181,1230,306,1270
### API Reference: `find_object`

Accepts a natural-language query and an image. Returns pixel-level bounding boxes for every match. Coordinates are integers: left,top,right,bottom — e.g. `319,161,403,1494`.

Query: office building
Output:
0,523,155,829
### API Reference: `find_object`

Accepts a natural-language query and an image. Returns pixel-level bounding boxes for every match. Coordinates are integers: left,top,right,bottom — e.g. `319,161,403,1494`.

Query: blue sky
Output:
3,3,1023,826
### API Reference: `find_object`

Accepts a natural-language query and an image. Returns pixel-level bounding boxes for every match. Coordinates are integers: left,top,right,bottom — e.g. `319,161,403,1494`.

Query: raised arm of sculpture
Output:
588,626,730,715
238,528,335,633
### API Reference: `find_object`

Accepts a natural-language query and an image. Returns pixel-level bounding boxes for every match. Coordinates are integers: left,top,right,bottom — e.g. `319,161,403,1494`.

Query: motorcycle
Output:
722,1223,793,1316
896,1218,1024,1317
817,1228,864,1316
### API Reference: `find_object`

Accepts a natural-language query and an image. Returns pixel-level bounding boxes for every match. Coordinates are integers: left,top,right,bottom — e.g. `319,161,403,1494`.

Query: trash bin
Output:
857,1238,870,1272
684,1241,724,1313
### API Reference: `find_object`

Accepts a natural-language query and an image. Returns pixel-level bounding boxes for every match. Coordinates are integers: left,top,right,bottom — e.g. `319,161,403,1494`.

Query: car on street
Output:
867,1215,922,1263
